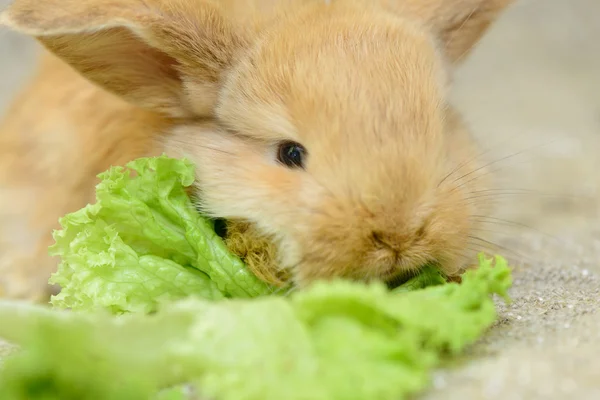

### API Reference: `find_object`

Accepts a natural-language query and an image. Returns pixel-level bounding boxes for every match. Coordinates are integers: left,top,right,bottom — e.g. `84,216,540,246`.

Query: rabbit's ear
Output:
394,0,515,64
0,0,250,117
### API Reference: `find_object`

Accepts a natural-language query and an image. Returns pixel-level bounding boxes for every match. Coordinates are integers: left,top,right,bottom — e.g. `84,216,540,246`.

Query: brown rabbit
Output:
0,0,515,302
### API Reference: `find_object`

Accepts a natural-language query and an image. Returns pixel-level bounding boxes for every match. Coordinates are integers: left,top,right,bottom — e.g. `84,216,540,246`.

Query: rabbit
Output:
0,0,515,302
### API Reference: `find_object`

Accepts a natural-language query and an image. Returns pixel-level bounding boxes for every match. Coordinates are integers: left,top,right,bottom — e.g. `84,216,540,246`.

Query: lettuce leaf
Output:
48,156,274,314
0,155,512,399
0,255,511,400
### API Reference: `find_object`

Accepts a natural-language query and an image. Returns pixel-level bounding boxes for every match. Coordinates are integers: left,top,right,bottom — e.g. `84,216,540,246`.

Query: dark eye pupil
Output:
277,141,306,168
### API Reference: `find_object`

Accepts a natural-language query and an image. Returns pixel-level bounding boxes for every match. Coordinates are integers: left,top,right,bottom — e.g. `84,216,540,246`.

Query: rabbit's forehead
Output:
217,10,448,144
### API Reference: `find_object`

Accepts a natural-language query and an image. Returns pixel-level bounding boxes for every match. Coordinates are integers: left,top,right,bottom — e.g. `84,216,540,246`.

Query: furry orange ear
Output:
0,0,250,117
391,0,515,63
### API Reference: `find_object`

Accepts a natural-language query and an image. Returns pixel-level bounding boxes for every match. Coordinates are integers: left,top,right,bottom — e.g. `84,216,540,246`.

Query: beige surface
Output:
0,0,599,398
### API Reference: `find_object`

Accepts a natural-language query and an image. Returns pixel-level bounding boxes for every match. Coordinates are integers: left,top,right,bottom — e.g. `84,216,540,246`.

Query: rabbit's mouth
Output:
212,217,457,291
383,263,435,290
385,274,414,290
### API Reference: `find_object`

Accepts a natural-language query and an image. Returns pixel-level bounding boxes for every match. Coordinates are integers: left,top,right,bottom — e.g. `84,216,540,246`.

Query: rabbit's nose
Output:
370,230,411,253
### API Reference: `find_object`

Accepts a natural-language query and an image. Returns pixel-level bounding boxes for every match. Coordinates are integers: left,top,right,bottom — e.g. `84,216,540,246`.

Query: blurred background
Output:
451,0,600,235
1,0,599,398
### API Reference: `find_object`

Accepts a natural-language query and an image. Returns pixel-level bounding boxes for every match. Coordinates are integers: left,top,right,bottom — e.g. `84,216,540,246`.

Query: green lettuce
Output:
48,156,274,314
0,155,513,399
0,255,511,400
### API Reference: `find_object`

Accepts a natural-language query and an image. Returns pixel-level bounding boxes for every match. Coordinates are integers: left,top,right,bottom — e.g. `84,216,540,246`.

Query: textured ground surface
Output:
1,0,599,399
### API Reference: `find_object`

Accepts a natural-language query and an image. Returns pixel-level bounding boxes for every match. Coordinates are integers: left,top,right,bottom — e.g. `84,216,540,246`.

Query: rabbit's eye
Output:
277,141,306,169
